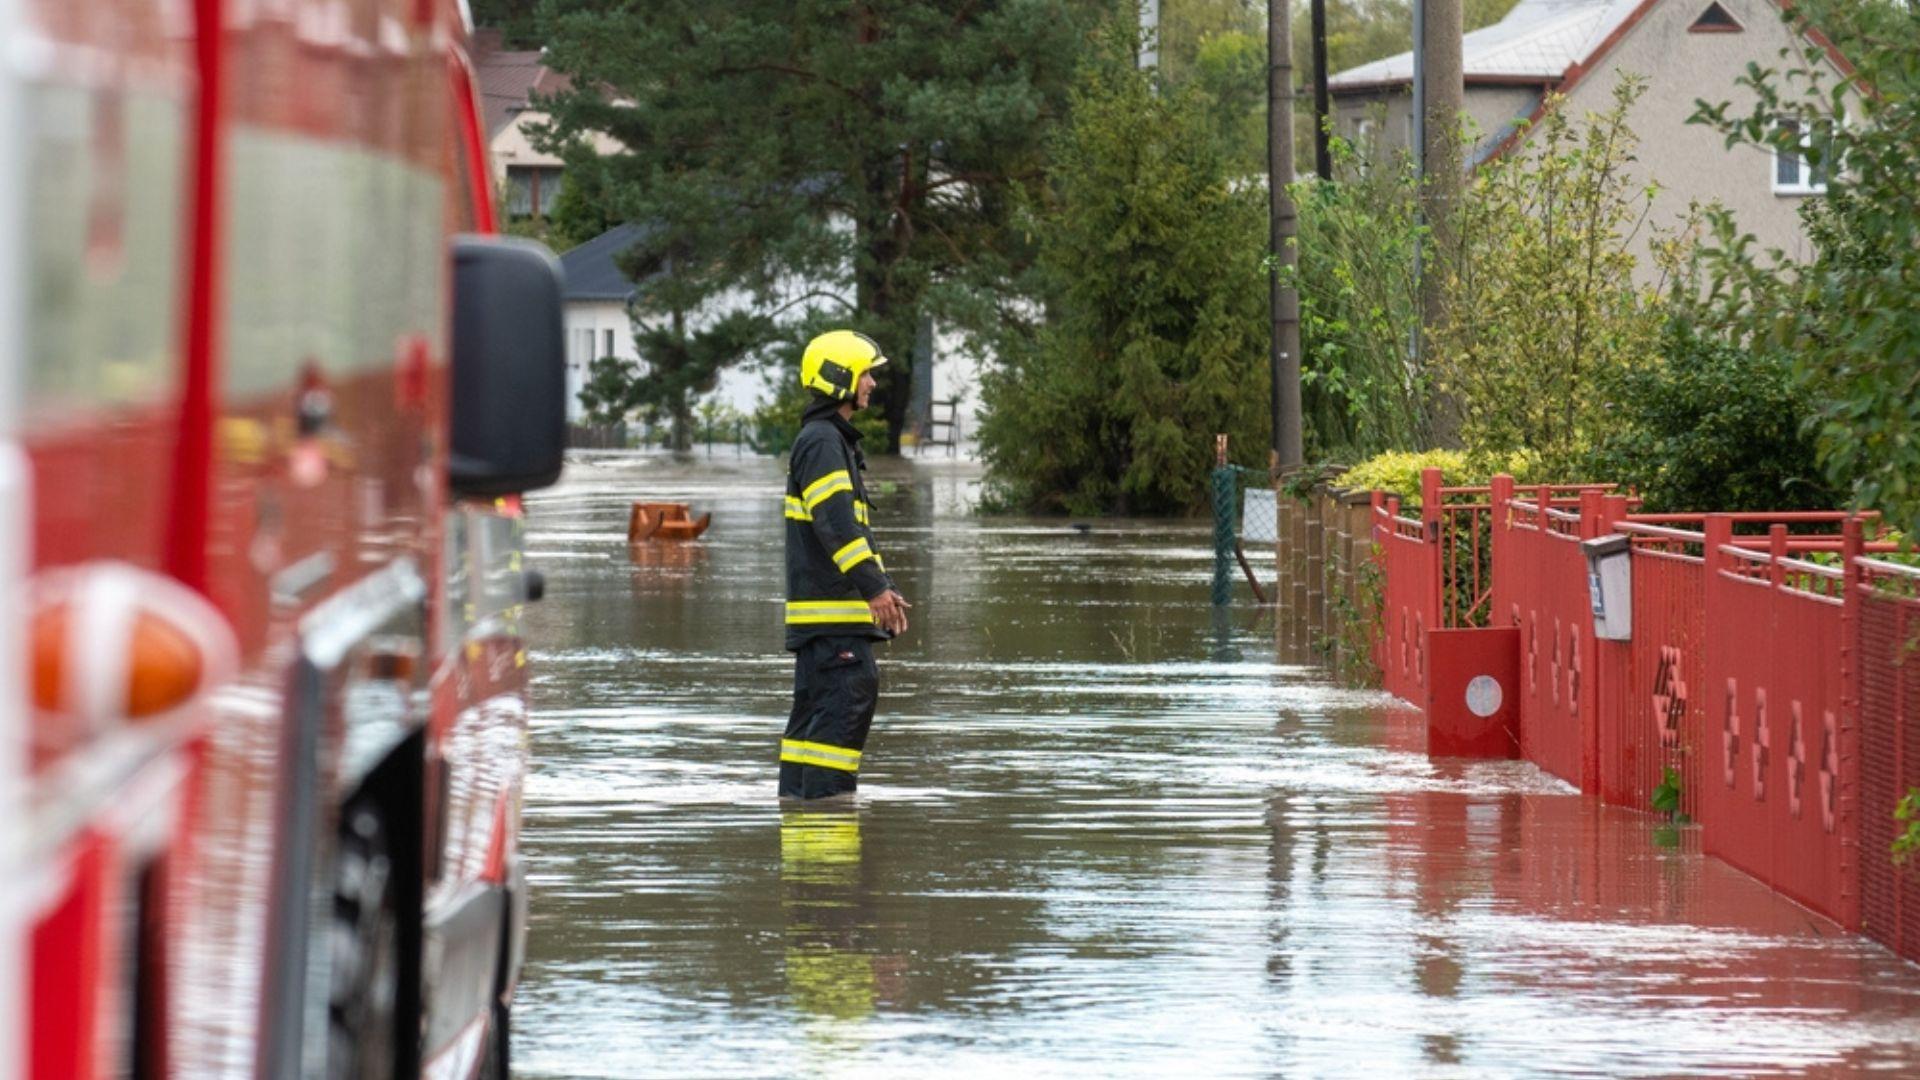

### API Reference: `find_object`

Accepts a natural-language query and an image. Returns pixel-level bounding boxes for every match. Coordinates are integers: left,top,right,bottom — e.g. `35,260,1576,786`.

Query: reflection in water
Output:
781,808,880,1046
517,453,1920,1078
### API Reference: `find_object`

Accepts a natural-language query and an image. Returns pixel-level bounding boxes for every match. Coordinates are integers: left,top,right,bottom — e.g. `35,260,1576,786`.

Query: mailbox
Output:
1581,532,1632,641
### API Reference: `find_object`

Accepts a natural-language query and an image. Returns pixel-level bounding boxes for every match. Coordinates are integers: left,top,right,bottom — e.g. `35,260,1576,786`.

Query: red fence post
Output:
1769,524,1788,589
1577,490,1604,791
1704,515,1731,578
1702,513,1732,848
1840,515,1865,930
1577,490,1603,540
1421,468,1444,626
1600,494,1629,532
1490,474,1514,627
1595,493,1632,807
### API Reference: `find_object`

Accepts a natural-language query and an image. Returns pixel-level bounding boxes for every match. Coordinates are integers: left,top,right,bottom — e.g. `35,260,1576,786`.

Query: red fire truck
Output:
1,0,565,1076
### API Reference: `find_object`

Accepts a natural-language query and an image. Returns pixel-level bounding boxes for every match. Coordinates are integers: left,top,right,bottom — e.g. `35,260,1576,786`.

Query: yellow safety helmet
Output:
800,330,887,402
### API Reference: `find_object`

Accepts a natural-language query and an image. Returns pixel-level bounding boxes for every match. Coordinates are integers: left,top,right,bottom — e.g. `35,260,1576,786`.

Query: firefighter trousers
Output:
780,635,879,799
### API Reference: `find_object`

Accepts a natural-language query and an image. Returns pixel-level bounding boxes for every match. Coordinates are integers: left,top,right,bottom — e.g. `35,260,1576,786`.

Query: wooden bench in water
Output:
628,501,712,542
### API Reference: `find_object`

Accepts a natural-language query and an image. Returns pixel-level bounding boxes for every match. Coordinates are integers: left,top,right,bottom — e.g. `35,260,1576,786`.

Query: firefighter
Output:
780,330,910,800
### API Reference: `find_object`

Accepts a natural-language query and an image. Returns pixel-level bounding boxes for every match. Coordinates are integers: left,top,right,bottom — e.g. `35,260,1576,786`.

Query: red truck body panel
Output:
3,1,533,1076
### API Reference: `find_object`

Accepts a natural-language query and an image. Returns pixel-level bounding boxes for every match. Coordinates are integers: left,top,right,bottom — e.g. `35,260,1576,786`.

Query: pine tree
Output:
537,0,1110,451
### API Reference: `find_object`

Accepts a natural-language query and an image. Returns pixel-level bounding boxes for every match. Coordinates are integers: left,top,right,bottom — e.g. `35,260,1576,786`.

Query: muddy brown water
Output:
517,451,1920,1078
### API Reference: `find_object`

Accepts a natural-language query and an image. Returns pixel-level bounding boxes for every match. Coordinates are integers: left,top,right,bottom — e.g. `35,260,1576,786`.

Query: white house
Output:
556,223,983,446
555,224,767,423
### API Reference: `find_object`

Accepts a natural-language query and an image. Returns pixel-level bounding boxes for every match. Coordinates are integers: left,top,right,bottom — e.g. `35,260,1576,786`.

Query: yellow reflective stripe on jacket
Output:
801,469,852,499
803,478,854,510
780,738,862,772
801,469,854,510
854,500,870,525
784,600,875,625
784,496,811,521
831,537,874,572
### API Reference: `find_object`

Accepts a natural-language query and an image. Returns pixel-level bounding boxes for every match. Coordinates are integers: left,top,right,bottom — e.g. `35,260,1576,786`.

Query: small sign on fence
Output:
1242,487,1278,545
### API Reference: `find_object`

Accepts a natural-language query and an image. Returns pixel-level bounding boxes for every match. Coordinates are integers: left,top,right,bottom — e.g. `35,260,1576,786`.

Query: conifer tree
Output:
977,38,1271,514
537,0,1109,451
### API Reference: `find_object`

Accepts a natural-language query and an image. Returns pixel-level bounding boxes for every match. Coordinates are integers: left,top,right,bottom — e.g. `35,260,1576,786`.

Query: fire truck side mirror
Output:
448,235,568,497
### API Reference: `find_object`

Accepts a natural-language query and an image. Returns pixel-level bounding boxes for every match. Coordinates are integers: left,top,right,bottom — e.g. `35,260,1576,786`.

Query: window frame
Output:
1772,119,1830,197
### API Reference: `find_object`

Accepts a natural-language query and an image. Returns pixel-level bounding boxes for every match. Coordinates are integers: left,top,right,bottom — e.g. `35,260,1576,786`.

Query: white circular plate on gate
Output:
1466,675,1503,718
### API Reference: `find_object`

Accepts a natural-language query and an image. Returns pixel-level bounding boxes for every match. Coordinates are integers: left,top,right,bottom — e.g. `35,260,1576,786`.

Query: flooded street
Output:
517,452,1920,1078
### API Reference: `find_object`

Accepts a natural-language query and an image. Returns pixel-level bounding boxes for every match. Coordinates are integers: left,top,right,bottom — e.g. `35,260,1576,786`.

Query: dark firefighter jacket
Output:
784,405,894,650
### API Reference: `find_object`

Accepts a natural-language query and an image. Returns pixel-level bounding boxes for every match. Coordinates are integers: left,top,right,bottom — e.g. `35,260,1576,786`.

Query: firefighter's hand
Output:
870,590,910,636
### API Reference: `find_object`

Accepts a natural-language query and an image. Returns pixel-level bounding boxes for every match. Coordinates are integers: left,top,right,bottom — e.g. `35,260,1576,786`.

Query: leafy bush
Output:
1431,76,1681,475
1290,134,1431,460
1895,788,1920,867
1584,318,1843,513
1690,0,1920,542
1335,448,1535,506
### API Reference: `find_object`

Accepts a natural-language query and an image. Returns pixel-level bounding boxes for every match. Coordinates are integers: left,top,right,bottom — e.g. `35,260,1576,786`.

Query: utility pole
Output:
1412,0,1463,385
1312,0,1331,180
1268,0,1304,467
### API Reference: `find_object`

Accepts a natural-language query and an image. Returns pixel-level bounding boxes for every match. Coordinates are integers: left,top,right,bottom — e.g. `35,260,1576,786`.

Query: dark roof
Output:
559,223,659,303
472,35,573,138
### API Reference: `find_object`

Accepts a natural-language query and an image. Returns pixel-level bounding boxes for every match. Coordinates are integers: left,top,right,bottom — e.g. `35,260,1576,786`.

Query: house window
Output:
506,165,565,219
573,329,594,369
604,329,615,358
1772,120,1829,196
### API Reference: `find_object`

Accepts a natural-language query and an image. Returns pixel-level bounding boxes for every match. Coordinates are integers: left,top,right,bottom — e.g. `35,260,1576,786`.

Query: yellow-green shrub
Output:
1336,449,1537,507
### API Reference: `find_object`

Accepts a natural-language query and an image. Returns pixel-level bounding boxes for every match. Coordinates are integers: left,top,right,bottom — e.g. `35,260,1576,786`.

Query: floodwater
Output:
517,451,1920,1078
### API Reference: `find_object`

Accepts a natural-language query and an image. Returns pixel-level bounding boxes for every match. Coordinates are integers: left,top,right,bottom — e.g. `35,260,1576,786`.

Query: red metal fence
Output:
1608,526,1706,822
1697,518,1856,925
1362,468,1920,959
1858,560,1920,962
1489,480,1610,790
1373,491,1437,705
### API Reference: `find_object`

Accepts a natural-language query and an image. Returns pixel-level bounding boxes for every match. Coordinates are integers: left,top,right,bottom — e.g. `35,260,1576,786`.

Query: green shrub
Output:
1691,0,1920,543
1584,318,1842,513
1290,136,1430,459
1431,77,1679,475
1335,448,1536,506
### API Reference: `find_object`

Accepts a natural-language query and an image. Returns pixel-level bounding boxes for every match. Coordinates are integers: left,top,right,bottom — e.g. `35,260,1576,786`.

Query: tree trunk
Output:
856,156,912,454
670,399,692,451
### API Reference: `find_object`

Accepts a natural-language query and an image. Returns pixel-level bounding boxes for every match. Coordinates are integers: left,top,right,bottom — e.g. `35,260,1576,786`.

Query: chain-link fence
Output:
1211,458,1276,606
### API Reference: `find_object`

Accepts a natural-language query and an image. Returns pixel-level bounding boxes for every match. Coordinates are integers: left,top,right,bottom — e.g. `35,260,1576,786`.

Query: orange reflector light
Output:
126,609,206,717
28,563,238,759
29,603,67,715
32,606,205,718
